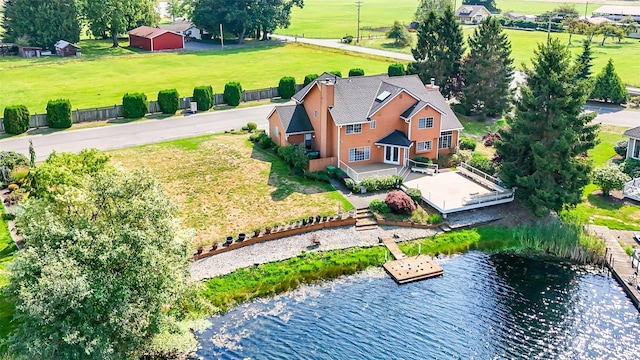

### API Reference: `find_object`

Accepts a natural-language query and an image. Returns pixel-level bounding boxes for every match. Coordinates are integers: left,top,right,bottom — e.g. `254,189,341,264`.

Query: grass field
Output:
279,0,639,38
0,207,18,352
108,134,354,245
0,43,394,112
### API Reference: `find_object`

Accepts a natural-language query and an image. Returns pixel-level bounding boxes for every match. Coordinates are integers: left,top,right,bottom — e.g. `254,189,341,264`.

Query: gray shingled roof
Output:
455,5,489,17
275,104,314,134
292,72,337,103
624,126,640,139
375,130,412,148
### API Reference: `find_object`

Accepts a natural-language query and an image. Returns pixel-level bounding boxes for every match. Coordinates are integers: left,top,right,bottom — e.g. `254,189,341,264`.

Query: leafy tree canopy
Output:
6,151,190,359
386,20,411,47
462,0,499,13
592,165,630,196
80,0,159,47
414,0,451,20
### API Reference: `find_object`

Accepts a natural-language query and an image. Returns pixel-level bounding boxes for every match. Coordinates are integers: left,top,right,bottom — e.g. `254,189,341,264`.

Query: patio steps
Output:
355,207,378,231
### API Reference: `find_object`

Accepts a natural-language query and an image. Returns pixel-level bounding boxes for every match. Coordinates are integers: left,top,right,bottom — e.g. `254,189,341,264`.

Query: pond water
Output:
196,252,640,359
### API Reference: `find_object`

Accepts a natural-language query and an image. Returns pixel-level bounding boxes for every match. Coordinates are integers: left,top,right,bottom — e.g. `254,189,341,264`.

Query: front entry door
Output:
384,146,400,165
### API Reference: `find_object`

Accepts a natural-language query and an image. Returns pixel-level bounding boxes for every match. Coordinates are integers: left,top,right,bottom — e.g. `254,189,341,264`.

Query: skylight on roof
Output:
376,91,392,102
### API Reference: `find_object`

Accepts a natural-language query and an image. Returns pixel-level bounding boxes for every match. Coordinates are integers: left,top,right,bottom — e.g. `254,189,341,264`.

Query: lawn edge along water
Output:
199,223,605,314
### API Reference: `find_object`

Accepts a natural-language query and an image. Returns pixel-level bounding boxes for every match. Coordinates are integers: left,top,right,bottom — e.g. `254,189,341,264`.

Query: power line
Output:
356,1,362,44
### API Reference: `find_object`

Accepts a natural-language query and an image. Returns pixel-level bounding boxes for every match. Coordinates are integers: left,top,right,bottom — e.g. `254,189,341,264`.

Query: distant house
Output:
455,5,492,24
504,12,538,21
54,40,80,57
267,73,463,179
18,46,41,58
625,126,640,160
523,14,538,22
593,5,640,22
128,26,184,52
587,16,614,25
159,19,202,40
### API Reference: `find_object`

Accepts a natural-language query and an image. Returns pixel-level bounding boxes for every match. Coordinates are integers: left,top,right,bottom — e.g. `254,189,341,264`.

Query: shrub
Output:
258,133,275,149
7,183,19,192
3,105,30,135
427,213,441,224
344,178,357,192
451,102,470,116
385,190,416,214
335,168,347,179
405,188,422,203
10,165,30,186
412,156,431,167
303,74,318,86
0,151,29,186
157,89,179,114
246,122,258,132
329,71,342,77
369,199,390,214
304,171,330,183
592,165,630,196
192,85,214,111
467,152,495,175
459,137,477,151
476,115,487,123
3,206,23,220
249,130,266,142
630,96,640,107
614,140,628,157
46,99,73,128
388,63,405,77
447,149,471,167
223,82,243,106
482,131,502,147
620,158,640,178
278,76,297,99
360,175,403,192
348,68,365,77
277,145,309,173
122,93,148,119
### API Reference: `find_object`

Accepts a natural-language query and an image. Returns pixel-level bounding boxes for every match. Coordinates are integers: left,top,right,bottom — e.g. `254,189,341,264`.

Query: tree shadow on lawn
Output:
249,145,333,201
586,190,630,210
175,41,285,57
379,42,410,50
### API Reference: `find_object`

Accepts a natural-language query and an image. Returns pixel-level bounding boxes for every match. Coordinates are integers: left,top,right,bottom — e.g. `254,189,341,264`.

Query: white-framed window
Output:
633,139,640,159
348,146,370,162
439,131,453,149
273,125,279,138
370,121,376,130
417,140,432,152
346,124,362,134
314,109,318,118
418,117,434,129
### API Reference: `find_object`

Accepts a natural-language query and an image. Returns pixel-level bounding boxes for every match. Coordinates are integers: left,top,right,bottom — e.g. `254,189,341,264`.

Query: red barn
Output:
128,26,184,52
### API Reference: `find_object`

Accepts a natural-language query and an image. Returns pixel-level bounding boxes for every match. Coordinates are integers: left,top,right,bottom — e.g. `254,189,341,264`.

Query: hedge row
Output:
122,93,148,119
158,89,180,114
3,105,30,135
46,99,72,128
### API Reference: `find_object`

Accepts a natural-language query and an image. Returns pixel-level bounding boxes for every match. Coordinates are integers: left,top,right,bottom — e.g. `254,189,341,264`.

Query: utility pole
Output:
356,1,362,44
585,1,589,18
220,23,224,49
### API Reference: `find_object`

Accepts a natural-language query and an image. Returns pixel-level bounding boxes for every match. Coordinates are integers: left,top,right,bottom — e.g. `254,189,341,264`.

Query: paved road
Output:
0,105,273,160
584,105,640,128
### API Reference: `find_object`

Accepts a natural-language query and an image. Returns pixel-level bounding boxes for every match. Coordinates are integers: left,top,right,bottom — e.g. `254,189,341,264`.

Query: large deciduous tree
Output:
81,0,159,47
192,0,302,43
414,0,450,20
458,17,513,116
410,6,464,98
6,151,190,358
2,0,80,49
496,39,599,217
590,58,628,104
462,0,499,13
386,20,411,47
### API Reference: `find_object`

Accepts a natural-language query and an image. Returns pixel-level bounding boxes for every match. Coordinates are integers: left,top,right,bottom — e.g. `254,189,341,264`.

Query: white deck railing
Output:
338,161,398,183
623,178,640,201
457,162,504,191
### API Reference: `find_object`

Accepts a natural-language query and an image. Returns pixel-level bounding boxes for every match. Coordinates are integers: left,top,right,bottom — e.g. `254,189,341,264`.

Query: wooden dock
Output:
590,225,640,311
380,235,443,284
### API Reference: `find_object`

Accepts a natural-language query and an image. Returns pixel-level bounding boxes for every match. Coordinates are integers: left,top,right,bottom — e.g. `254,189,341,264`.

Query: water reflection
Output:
196,252,640,359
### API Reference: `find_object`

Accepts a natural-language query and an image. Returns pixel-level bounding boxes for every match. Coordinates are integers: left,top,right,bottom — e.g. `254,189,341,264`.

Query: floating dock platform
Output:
380,236,443,284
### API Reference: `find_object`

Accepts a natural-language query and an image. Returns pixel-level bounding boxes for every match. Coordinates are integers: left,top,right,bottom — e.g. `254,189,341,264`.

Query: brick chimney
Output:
318,78,335,157
425,77,439,91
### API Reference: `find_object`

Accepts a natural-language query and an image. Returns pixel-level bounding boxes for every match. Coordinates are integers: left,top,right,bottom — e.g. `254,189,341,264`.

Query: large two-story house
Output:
267,73,463,179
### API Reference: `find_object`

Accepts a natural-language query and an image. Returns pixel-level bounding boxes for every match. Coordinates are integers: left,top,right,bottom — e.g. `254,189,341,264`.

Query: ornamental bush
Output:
348,68,365,77
277,144,308,173
0,151,28,186
157,89,179,114
278,76,296,99
46,99,73,128
467,152,495,175
122,93,148,119
405,188,422,203
592,165,630,196
388,63,405,77
459,137,477,151
385,190,416,214
224,82,242,106
369,199,390,214
303,74,318,86
192,85,214,111
3,105,30,135
359,175,403,192
620,158,640,178
329,70,342,77
246,122,258,132
614,140,628,157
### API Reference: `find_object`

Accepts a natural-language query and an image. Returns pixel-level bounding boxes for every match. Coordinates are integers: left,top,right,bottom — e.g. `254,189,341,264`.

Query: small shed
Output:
159,19,202,40
128,26,184,52
54,40,80,57
18,46,42,58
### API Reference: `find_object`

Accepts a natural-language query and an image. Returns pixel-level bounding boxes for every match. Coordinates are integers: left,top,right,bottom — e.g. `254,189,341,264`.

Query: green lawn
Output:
109,133,354,246
0,207,18,352
0,43,394,112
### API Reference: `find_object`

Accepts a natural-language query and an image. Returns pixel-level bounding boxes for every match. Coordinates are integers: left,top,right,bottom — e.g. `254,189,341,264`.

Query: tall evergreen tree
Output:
414,0,451,21
462,0,499,12
410,6,464,98
2,0,80,49
591,58,629,104
496,38,599,217
458,17,513,116
575,40,593,80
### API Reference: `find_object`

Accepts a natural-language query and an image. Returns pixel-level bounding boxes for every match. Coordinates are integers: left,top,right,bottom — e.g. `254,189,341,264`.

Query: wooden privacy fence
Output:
0,84,305,133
